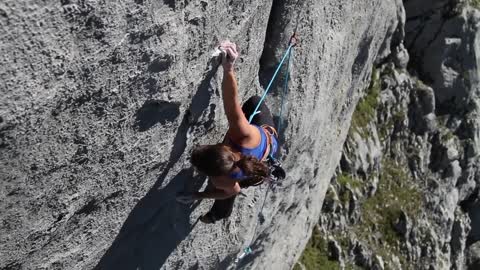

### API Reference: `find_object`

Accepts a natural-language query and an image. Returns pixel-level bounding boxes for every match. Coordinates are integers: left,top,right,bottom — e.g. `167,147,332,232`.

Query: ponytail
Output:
235,154,269,182
190,144,270,181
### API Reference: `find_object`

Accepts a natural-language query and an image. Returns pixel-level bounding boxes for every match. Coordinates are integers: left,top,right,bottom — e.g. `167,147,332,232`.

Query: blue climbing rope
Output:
277,47,292,136
236,33,297,264
248,43,295,124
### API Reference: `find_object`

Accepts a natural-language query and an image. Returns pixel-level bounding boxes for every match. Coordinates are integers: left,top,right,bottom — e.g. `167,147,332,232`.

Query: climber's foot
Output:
199,212,216,224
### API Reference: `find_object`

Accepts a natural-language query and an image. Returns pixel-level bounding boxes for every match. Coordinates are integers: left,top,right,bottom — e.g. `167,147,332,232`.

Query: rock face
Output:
0,0,398,269
300,1,480,269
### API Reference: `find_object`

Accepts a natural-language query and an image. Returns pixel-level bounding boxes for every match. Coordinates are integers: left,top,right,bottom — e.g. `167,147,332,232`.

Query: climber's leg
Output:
200,181,236,223
205,195,236,221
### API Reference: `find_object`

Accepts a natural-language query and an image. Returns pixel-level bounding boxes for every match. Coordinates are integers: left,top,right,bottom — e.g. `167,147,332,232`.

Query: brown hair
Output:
191,144,269,180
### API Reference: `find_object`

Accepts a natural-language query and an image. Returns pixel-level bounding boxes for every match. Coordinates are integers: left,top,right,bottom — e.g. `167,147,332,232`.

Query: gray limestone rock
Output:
467,199,480,246
2,0,479,269
451,209,471,270
447,160,463,181
0,0,398,269
353,241,372,268
314,2,480,268
328,238,342,261
372,255,385,270
393,44,410,70
467,241,480,270
393,210,410,239
405,2,480,111
424,113,438,133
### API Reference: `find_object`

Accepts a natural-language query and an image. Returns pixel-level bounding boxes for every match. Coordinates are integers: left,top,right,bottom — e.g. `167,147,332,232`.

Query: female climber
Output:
176,41,281,223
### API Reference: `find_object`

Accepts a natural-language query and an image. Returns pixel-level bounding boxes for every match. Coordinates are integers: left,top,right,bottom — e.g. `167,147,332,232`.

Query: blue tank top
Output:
229,125,278,180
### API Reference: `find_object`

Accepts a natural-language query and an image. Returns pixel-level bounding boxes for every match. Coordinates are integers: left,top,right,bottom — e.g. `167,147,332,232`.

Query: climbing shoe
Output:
199,212,216,224
268,158,286,180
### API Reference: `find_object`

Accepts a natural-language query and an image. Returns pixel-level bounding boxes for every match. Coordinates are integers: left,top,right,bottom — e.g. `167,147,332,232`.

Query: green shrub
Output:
440,129,455,142
295,227,341,270
356,158,421,268
378,118,394,141
337,173,364,189
350,69,381,138
471,0,480,9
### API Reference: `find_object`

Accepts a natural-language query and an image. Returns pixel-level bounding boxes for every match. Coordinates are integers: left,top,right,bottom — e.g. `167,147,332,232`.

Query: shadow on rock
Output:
96,55,220,270
134,100,180,132
95,168,205,270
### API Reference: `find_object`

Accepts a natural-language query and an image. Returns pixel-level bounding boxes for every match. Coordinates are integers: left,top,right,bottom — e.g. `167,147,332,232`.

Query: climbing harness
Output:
235,32,298,265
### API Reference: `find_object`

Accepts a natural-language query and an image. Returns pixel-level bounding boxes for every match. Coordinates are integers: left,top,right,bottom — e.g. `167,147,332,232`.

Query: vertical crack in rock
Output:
258,0,299,93
351,36,373,83
257,0,303,149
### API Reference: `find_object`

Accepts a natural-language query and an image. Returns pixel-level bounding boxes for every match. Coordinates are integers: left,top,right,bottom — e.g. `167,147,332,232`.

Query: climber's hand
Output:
219,40,238,72
176,192,199,204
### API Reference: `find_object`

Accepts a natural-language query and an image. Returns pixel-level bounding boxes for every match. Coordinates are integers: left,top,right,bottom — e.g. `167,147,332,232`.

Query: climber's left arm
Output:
220,41,257,144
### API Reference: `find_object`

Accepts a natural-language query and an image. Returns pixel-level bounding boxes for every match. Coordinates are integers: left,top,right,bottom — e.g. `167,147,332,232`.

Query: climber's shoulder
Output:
226,125,261,149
